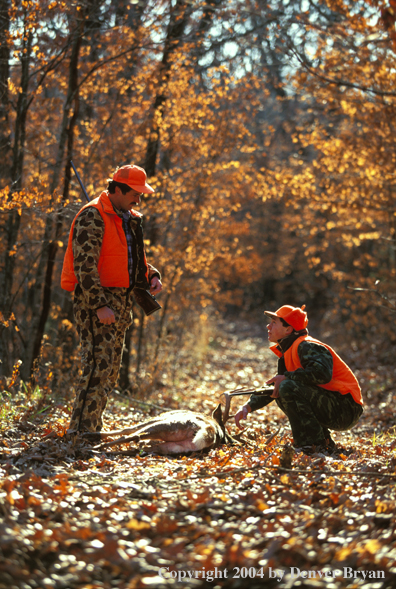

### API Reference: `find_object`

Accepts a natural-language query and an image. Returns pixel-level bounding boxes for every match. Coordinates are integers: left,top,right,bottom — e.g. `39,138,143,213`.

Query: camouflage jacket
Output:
248,332,334,412
72,206,160,310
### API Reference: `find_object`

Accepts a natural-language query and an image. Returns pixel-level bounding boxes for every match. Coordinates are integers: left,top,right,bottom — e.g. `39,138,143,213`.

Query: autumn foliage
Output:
0,0,394,393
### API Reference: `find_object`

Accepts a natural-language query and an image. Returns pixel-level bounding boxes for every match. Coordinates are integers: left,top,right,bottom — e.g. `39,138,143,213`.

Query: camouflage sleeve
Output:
248,389,275,412
72,207,109,309
284,341,333,385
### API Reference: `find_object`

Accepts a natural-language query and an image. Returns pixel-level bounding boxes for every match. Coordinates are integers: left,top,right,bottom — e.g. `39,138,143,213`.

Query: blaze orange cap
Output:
264,305,308,331
110,165,154,194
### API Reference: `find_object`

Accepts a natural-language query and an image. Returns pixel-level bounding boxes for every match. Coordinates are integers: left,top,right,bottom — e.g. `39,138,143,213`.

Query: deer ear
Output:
212,403,224,426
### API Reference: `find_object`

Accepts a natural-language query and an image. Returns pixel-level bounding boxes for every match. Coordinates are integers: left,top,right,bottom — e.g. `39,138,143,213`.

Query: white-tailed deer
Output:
84,403,235,455
82,387,271,455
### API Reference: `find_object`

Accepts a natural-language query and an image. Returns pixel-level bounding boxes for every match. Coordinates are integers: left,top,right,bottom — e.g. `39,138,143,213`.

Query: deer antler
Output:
220,386,274,423
220,387,257,423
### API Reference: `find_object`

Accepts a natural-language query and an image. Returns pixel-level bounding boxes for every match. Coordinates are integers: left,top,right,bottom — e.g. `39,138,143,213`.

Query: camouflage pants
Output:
275,379,363,447
69,286,133,432
250,380,363,447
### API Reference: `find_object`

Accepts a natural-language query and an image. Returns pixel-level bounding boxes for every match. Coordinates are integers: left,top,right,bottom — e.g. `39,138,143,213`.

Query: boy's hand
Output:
266,375,286,398
235,404,251,429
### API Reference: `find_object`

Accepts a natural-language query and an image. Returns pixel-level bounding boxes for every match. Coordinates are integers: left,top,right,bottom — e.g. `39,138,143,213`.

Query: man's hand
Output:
266,375,286,398
97,306,115,324
150,276,162,295
235,404,251,429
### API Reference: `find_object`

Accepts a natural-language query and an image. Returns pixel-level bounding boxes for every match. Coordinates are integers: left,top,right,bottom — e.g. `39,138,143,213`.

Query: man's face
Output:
267,316,292,343
112,186,143,211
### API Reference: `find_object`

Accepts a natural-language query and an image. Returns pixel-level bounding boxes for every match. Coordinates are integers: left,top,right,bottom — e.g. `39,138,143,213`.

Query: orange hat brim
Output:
264,311,278,319
126,182,154,194
106,174,155,194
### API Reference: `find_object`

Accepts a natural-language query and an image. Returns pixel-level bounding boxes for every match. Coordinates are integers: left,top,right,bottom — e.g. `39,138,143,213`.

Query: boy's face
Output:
267,316,293,343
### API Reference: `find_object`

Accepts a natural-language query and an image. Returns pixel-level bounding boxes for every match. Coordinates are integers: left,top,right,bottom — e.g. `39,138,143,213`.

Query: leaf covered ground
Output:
0,321,396,589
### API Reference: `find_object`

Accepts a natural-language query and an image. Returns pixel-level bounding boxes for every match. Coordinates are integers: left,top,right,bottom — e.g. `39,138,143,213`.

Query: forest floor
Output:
0,319,395,589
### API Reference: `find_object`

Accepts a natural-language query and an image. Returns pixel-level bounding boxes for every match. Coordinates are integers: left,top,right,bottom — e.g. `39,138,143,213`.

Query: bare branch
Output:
291,47,396,98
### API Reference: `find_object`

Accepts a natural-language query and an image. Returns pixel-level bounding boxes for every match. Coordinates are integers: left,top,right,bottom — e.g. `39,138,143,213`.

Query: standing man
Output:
235,305,363,454
61,164,162,433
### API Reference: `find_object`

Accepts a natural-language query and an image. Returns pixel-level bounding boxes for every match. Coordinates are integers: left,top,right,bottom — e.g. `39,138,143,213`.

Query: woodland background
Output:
1,2,396,588
0,0,396,392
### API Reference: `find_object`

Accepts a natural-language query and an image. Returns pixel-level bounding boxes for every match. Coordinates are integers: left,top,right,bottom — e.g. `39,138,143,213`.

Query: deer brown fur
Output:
84,403,236,455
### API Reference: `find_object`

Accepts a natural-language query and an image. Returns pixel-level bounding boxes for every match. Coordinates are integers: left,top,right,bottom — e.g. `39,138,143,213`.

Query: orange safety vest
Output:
61,191,145,291
270,335,363,405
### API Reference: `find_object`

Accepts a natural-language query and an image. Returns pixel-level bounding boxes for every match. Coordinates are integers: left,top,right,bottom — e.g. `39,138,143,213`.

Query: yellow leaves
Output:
365,167,377,178
340,100,357,116
240,145,257,153
221,160,240,170
335,546,353,561
256,500,269,511
322,263,336,274
0,312,17,329
341,234,362,248
7,78,19,96
358,232,380,240
308,256,321,268
375,499,392,513
362,539,382,554
0,186,49,213
126,518,151,531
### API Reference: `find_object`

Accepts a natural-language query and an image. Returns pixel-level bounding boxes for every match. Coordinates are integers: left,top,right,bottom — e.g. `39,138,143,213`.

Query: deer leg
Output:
95,432,144,449
93,422,168,449
83,415,171,443
93,420,194,450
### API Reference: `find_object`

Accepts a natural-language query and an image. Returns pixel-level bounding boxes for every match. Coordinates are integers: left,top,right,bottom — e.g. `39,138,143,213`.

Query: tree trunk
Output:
143,0,193,177
22,7,85,380
118,321,135,391
0,0,10,187
0,21,32,376
136,311,145,376
120,0,192,388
